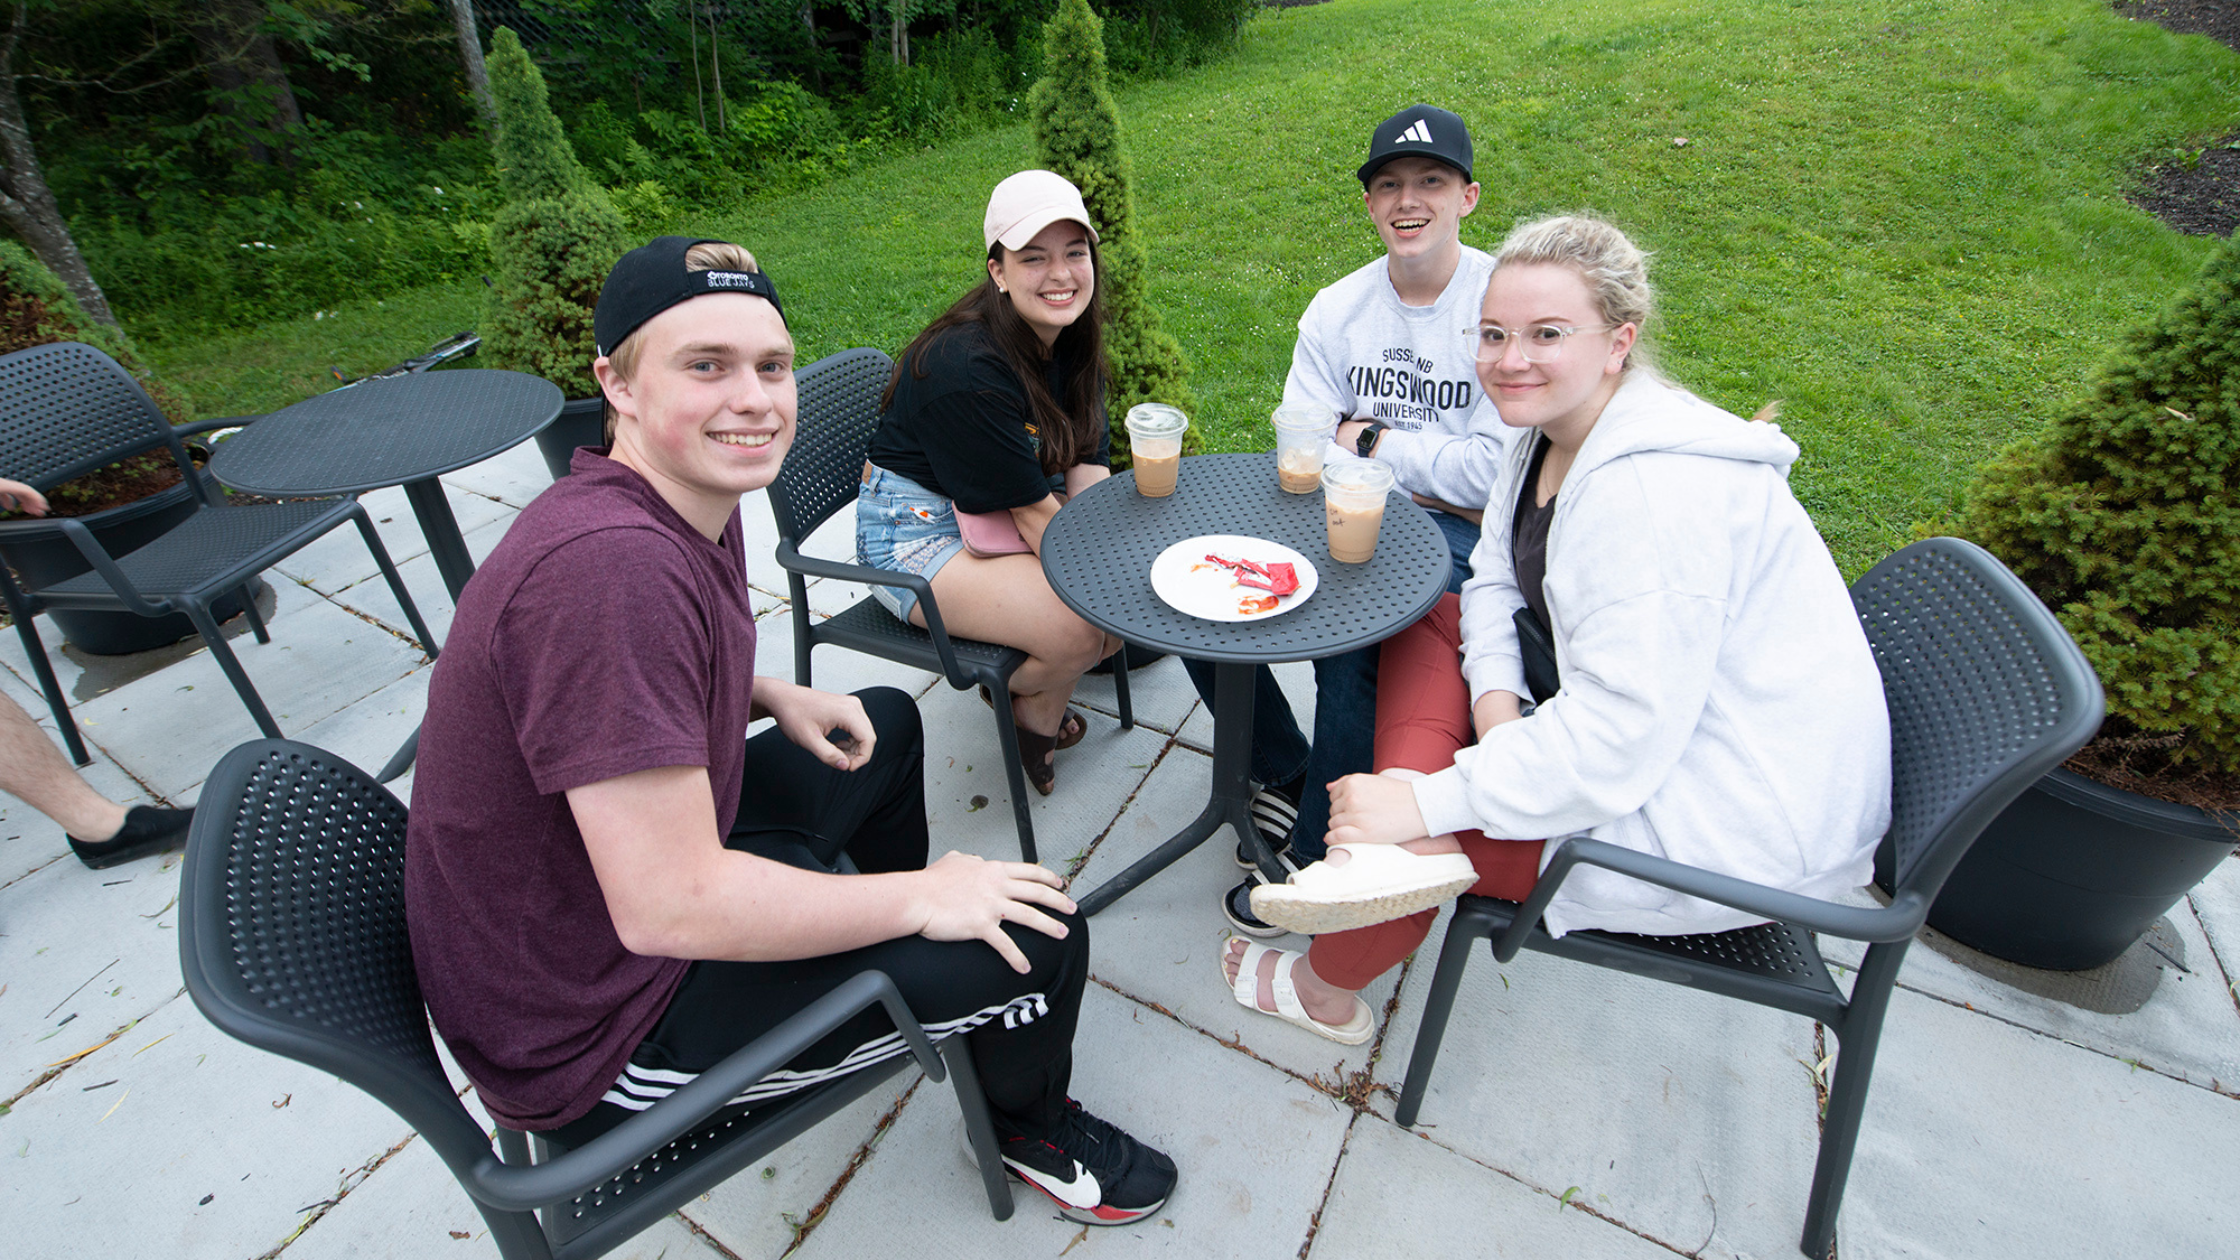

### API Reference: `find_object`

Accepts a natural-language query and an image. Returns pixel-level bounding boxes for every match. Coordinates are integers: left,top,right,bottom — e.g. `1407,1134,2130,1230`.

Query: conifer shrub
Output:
482,28,631,400
1944,233,2240,793
1027,0,1197,466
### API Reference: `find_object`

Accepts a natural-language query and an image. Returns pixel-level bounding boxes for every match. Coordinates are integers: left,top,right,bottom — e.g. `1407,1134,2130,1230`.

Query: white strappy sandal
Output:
1222,936,1374,1046
1249,842,1480,936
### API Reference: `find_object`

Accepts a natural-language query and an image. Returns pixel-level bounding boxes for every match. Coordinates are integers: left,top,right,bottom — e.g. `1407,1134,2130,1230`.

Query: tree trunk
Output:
191,0,304,166
0,6,119,329
707,3,725,133
689,6,705,129
447,0,495,129
892,2,910,67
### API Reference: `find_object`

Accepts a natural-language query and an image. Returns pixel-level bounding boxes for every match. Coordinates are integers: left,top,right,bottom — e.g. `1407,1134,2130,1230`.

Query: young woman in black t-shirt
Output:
857,171,1123,795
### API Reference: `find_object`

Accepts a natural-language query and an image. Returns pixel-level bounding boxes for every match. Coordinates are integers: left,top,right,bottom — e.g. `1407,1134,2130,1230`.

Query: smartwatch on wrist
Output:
1354,421,1387,459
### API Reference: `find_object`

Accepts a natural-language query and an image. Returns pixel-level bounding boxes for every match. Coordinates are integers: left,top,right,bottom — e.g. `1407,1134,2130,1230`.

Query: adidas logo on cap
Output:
1358,103,1473,184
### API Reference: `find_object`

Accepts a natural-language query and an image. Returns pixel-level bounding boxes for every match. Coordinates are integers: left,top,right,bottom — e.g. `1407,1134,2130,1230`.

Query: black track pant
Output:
549,686,1086,1148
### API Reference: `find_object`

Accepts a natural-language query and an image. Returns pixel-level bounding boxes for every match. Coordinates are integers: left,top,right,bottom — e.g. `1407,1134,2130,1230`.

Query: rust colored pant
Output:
1306,593,1546,991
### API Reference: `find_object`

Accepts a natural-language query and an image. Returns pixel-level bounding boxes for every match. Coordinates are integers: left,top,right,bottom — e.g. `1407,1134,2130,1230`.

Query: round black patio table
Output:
1041,451,1451,914
208,369,564,602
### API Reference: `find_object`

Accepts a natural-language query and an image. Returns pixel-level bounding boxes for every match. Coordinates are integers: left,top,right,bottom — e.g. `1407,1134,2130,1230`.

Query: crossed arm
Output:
568,679,1075,973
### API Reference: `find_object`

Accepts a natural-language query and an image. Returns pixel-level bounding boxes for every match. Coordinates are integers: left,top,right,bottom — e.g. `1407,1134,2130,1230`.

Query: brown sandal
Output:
1015,725,1058,796
981,686,1088,750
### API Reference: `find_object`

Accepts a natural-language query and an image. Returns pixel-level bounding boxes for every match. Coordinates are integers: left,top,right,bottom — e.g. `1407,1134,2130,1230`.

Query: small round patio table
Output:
208,369,564,602
1041,451,1451,914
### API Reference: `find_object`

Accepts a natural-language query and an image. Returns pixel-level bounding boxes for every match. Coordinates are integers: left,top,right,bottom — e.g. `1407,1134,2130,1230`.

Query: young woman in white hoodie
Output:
1224,214,1892,1044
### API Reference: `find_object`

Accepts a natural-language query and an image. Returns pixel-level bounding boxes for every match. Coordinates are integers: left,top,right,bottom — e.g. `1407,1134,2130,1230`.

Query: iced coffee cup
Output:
1272,403,1332,494
1126,403,1189,498
1321,459,1395,564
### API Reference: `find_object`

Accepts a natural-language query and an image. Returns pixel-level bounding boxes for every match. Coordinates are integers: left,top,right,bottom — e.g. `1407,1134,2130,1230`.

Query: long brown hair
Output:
883,238,1110,477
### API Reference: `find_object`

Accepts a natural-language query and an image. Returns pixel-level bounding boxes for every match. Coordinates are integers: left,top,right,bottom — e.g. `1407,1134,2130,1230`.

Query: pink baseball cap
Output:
983,170,1101,252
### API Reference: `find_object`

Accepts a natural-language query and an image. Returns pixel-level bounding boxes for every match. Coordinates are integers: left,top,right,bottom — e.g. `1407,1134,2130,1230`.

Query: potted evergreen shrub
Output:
0,243,264,655
1931,232,2240,970
480,27,632,480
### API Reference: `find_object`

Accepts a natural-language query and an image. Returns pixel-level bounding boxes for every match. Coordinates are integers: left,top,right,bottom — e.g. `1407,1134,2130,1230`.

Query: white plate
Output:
1150,534,1320,622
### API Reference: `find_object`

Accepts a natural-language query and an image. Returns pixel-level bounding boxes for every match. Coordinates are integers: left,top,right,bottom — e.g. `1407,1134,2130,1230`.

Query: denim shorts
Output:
855,464,965,626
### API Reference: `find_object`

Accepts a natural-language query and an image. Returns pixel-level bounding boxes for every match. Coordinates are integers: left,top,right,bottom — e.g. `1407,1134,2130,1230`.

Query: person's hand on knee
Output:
910,852,1076,973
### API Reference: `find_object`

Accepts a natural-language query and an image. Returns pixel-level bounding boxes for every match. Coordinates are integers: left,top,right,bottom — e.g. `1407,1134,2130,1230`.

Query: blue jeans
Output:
1183,508,1480,861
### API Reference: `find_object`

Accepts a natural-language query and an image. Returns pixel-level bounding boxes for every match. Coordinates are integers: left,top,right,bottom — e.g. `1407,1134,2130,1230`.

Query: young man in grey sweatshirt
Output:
1190,104,1521,938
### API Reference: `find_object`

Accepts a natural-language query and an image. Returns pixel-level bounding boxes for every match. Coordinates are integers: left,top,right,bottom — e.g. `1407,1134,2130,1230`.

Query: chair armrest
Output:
772,538,977,688
460,970,943,1211
48,517,169,616
1491,835,1928,963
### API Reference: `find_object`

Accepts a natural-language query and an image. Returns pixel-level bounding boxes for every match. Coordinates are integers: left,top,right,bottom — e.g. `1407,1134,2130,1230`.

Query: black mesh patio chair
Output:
0,342,437,765
177,739,1014,1260
767,346,1133,864
1393,537,2105,1260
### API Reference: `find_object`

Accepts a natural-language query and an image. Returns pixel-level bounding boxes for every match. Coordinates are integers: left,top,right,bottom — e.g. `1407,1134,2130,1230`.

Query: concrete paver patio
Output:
4,439,2235,1259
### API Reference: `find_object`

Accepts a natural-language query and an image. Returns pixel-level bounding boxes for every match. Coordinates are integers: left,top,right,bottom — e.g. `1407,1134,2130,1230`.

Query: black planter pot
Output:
532,396,607,481
1902,765,2238,971
0,469,265,655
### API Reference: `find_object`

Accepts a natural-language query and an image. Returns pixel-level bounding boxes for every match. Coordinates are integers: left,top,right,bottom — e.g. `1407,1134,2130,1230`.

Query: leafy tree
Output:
481,25,629,399
1945,232,2240,780
1028,0,1195,465
0,239,188,420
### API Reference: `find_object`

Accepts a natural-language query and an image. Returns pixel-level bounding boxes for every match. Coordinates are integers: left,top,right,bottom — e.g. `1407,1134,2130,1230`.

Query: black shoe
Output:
1222,875,1286,939
1235,785,1300,869
67,805,193,870
995,1101,1176,1227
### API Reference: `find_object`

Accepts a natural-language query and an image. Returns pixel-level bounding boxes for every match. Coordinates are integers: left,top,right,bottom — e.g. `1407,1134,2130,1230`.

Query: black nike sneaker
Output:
993,1101,1177,1226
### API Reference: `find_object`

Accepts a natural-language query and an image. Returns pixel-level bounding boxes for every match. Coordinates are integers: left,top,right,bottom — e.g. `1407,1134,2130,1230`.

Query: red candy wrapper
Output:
1205,554,1299,598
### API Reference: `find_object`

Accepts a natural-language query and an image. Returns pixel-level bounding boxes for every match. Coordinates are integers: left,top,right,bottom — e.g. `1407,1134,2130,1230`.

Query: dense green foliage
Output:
1946,235,2240,774
0,241,190,423
479,28,629,400
18,1,1250,338
27,1,492,336
1030,0,1194,464
148,0,2239,590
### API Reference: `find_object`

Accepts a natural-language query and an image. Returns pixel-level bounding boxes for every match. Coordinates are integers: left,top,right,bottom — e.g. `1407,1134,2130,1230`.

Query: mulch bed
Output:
2121,0,2240,235
2067,733,2240,822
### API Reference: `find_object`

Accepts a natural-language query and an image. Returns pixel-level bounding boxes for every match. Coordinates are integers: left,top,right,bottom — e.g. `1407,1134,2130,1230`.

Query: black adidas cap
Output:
1356,104,1474,185
594,235,784,358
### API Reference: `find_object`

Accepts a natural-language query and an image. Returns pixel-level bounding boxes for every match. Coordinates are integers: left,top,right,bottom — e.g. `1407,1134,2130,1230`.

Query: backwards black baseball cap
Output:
594,235,784,358
1356,104,1475,185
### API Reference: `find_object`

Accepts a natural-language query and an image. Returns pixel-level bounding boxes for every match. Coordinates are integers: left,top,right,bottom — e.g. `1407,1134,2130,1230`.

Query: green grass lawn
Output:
141,0,2240,576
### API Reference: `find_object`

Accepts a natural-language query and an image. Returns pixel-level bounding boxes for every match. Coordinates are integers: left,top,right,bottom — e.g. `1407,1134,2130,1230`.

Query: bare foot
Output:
1223,938,1364,1027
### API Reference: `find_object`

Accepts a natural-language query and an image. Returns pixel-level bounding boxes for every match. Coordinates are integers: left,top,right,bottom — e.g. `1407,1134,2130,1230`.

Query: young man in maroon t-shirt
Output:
403,236,1175,1227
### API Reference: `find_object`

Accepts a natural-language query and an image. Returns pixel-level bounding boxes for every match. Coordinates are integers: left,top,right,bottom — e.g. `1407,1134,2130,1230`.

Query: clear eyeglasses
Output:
1466,322,1617,365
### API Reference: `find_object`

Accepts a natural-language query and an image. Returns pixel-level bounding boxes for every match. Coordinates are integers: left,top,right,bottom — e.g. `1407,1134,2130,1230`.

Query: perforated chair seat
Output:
1452,899,1843,1016
0,341,437,763
1393,538,2106,1259
180,739,1012,1260
767,347,1132,864
38,499,352,603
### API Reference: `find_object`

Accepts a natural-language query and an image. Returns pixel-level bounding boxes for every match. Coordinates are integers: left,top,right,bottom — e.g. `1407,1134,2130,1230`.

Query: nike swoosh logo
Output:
1008,1157,1102,1210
